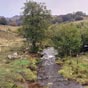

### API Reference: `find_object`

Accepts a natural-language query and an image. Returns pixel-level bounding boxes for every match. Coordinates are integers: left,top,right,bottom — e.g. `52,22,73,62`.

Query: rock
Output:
8,52,19,59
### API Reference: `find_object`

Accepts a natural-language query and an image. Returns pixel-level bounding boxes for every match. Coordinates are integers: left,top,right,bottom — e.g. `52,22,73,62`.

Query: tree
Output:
73,11,85,21
75,11,86,17
62,13,74,22
22,0,51,53
0,17,7,25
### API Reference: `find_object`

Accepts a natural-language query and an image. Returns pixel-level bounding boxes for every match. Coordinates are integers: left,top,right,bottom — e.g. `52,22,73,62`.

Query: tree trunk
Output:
31,41,38,53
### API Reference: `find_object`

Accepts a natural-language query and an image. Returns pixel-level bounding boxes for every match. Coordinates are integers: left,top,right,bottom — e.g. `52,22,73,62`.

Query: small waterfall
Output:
38,47,84,88
40,47,58,66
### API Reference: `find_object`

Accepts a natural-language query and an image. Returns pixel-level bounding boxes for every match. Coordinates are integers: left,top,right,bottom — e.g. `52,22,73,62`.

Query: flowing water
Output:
38,47,84,88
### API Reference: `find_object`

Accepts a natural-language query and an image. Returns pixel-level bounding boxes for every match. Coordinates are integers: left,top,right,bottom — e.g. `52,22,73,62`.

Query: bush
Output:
48,23,82,57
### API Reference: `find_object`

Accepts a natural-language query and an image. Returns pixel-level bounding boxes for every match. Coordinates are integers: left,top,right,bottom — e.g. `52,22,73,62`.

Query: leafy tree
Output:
73,11,85,21
22,0,51,53
75,11,86,17
62,13,74,22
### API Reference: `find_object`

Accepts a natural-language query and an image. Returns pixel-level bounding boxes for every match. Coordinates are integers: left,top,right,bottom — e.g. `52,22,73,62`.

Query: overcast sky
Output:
0,0,88,17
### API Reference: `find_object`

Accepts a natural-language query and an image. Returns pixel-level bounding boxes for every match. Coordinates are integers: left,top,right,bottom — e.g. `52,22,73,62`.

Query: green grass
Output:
0,28,38,88
57,55,88,85
0,57,38,88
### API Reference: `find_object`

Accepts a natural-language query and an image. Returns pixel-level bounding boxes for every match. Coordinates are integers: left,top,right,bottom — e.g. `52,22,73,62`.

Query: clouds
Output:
0,0,88,17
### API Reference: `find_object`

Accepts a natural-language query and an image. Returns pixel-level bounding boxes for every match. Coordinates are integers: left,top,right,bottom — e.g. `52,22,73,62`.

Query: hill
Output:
0,25,20,32
0,25,23,49
0,11,88,26
0,15,22,26
0,14,88,88
52,11,88,24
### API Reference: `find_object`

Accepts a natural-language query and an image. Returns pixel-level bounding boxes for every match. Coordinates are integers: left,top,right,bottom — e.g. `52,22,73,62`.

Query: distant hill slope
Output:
0,25,20,32
0,11,87,26
0,25,20,40
0,15,22,26
7,15,22,26
0,25,24,48
0,30,16,40
52,11,88,24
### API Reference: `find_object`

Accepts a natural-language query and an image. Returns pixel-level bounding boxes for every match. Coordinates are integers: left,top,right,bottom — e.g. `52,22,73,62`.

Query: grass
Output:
0,38,38,87
0,26,39,88
0,58,37,88
0,25,20,32
57,55,88,85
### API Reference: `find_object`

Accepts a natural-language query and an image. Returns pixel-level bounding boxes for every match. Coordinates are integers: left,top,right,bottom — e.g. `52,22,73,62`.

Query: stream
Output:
38,47,84,88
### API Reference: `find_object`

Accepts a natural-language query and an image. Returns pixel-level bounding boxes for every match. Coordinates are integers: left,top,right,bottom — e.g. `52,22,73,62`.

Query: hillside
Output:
0,11,88,26
0,25,20,32
0,25,20,44
0,16,88,88
0,25,24,53
0,25,38,88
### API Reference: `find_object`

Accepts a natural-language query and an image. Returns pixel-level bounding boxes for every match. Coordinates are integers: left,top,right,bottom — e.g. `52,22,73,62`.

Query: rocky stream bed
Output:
37,47,84,88
38,63,84,88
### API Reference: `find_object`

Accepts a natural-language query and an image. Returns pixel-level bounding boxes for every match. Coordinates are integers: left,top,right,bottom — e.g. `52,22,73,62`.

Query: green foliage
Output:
21,0,51,53
48,23,82,56
79,22,88,46
46,22,88,56
73,22,88,52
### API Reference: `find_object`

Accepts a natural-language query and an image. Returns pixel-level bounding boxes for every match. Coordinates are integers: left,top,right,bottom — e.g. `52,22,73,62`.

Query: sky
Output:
0,0,88,17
